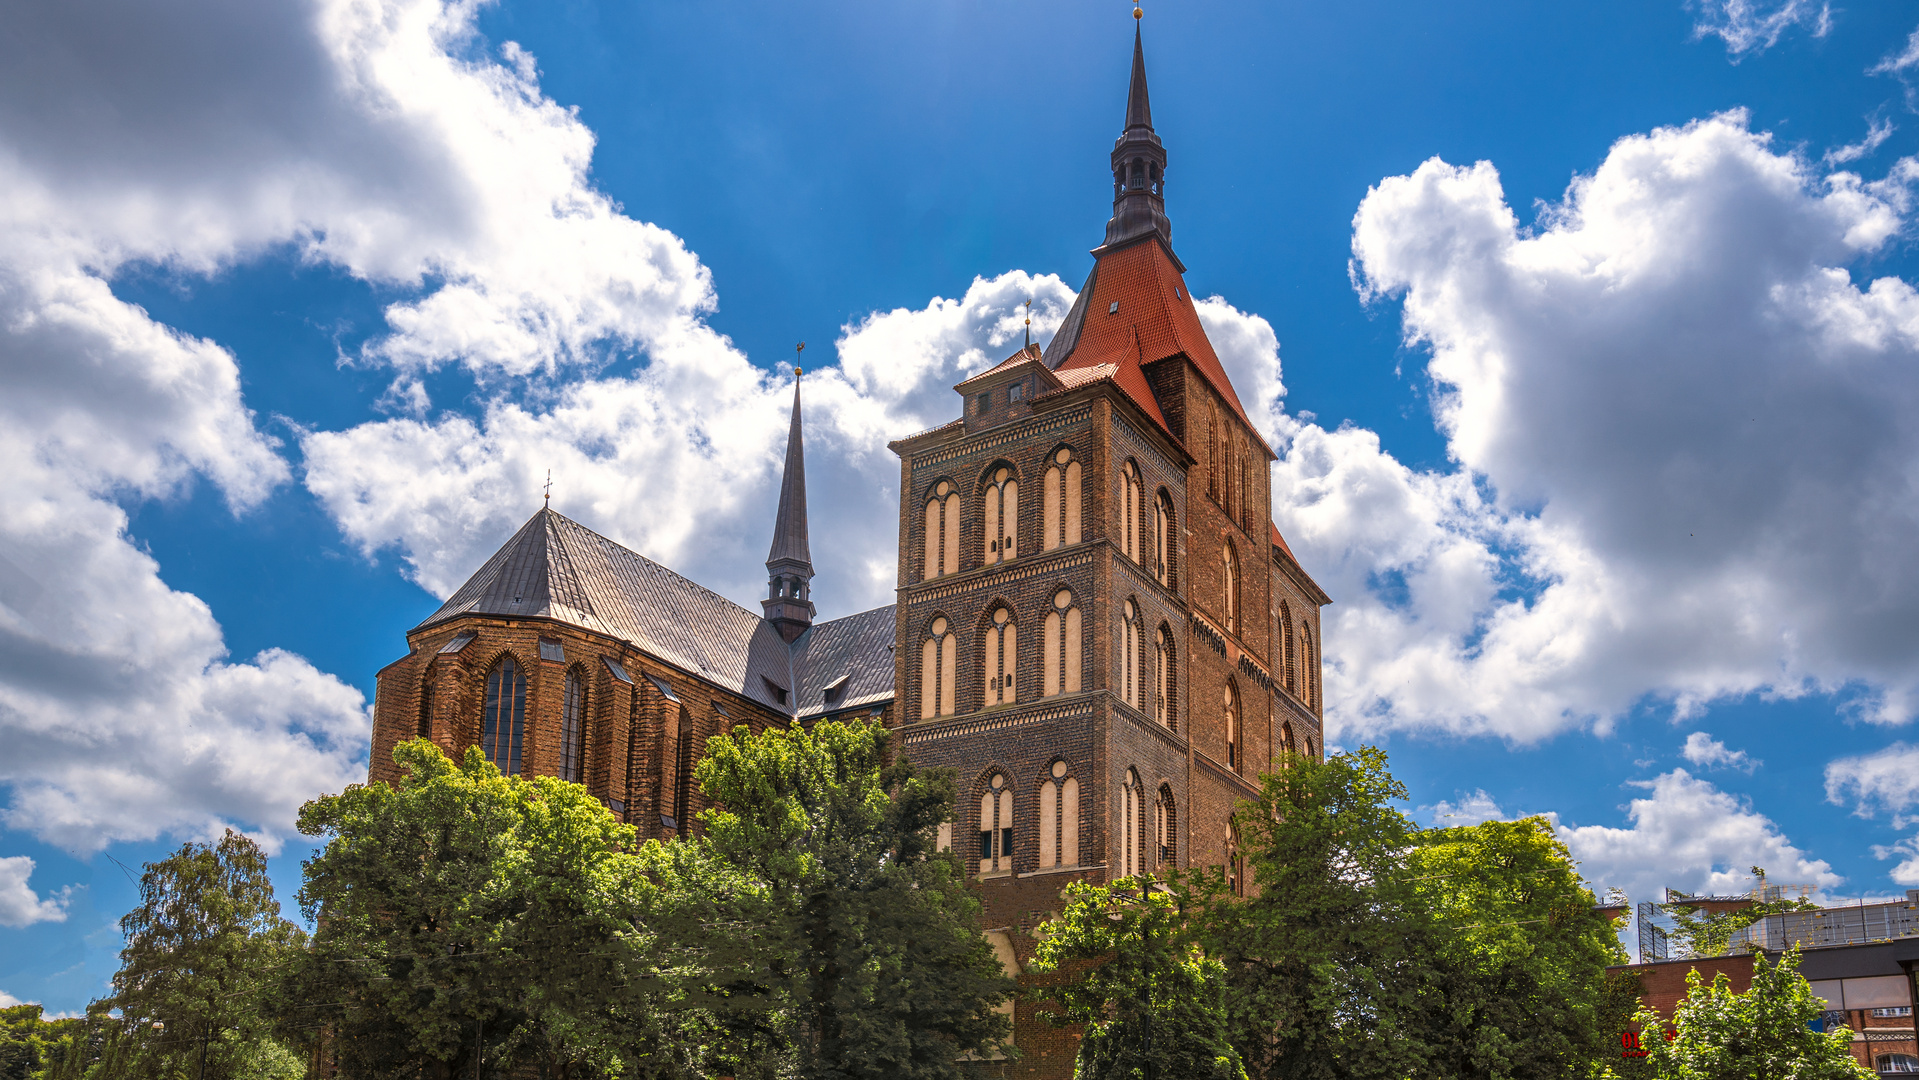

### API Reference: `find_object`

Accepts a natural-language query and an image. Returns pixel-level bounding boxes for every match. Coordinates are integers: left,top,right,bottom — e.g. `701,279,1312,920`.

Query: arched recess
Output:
922,480,962,579
1119,768,1146,879
1154,623,1176,730
1042,447,1083,551
416,666,435,739
560,663,588,784
1038,759,1080,870
1281,721,1296,760
978,769,1014,875
1304,624,1319,713
1224,680,1241,774
1120,459,1143,563
981,604,1018,708
1227,820,1245,897
1042,588,1083,697
1222,540,1241,636
1155,785,1177,870
1120,598,1143,710
1279,601,1296,694
1154,488,1177,587
920,615,958,719
981,464,1019,566
482,652,527,777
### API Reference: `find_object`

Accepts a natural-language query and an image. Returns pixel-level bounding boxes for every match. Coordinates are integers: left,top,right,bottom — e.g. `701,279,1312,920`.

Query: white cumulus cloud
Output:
1681,732,1758,772
1826,742,1919,824
1421,789,1509,827
0,856,71,928
1688,0,1830,61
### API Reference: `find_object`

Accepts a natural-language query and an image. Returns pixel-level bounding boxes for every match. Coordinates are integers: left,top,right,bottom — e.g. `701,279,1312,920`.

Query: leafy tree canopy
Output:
1625,947,1871,1080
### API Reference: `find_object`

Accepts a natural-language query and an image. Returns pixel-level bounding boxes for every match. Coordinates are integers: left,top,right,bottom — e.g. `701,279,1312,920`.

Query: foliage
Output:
0,1004,85,1080
691,718,1014,1080
1409,816,1633,1079
285,737,749,1079
1625,947,1871,1079
94,830,305,1080
1029,880,1246,1080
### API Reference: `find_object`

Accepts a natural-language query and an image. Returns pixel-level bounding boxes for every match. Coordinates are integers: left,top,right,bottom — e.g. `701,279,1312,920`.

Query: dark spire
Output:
763,365,815,642
1102,17,1173,251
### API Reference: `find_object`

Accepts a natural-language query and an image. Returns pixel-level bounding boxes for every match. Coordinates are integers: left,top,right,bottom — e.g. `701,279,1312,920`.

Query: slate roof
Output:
416,509,894,717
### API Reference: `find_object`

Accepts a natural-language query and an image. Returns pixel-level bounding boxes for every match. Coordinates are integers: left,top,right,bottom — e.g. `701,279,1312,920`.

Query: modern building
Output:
365,18,1328,1076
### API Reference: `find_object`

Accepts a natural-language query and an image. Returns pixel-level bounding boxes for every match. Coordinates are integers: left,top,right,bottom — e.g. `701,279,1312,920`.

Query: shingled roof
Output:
416,508,893,717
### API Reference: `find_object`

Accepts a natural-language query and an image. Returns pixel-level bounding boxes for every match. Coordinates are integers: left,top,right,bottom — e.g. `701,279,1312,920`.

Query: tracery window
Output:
979,772,1013,875
1154,490,1175,587
1038,760,1080,870
1121,599,1142,710
1224,681,1241,773
482,657,526,777
984,606,1018,708
1041,589,1083,697
1154,623,1176,730
1121,460,1143,563
920,616,958,719
560,666,585,783
922,481,961,579
982,466,1019,566
1223,542,1241,636
1042,448,1083,550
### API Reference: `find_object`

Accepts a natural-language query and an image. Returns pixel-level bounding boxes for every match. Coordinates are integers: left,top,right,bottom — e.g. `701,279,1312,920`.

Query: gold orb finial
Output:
1134,4,1142,19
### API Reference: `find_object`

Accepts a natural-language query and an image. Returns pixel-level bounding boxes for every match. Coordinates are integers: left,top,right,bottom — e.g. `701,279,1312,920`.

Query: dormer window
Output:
976,391,991,415
1108,301,1119,314
1009,382,1024,402
761,675,789,706
823,674,850,708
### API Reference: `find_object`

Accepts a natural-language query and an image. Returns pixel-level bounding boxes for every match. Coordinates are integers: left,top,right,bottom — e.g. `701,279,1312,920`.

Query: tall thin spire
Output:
1102,12,1172,251
763,356,815,641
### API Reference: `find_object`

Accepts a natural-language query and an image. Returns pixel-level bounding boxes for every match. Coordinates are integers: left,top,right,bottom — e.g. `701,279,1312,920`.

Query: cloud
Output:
0,856,72,928
1420,789,1509,827
1872,835,1919,887
1825,742,1919,824
1554,768,1841,903
1311,111,1919,742
1681,732,1758,772
1688,0,1831,61
1824,116,1895,166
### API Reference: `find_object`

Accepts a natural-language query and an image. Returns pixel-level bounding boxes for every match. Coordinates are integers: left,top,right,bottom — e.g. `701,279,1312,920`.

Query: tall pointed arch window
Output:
416,674,435,739
482,657,526,776
560,666,586,783
920,616,957,719
982,467,1019,566
923,481,961,579
1120,461,1143,563
1281,722,1296,760
1120,768,1145,879
1222,542,1241,636
1155,785,1176,869
1279,602,1296,694
979,772,1013,875
1305,735,1317,761
1227,822,1245,896
984,606,1018,708
1042,589,1083,697
1224,681,1241,773
1304,625,1319,713
1207,405,1220,501
1039,760,1079,870
1121,600,1142,710
1155,624,1176,730
1154,490,1175,587
1042,448,1083,551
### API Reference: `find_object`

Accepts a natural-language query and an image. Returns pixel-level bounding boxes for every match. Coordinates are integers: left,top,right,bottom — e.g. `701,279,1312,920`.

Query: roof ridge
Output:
544,511,762,624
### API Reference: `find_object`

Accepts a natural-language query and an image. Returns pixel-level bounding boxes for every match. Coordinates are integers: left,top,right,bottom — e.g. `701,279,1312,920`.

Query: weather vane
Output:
796,340,804,377
543,469,552,507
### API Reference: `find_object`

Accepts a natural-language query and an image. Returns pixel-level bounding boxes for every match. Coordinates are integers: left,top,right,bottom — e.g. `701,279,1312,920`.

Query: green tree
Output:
1409,816,1632,1079
1029,879,1246,1080
285,738,750,1079
691,718,1014,1079
1628,947,1870,1079
1665,871,1818,959
97,829,304,1080
1189,747,1431,1080
0,1003,86,1080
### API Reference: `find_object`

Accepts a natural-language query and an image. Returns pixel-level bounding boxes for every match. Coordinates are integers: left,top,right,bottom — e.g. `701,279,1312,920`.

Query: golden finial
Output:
795,341,804,377
543,469,552,507
1134,3,1142,19
1024,299,1033,349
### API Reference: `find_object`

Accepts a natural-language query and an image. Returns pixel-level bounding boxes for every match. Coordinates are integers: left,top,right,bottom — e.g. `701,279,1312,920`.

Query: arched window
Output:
1227,821,1245,897
1207,404,1220,502
1224,681,1240,773
1039,760,1080,870
1120,768,1145,879
482,657,526,776
1222,542,1241,636
1121,599,1142,710
1042,589,1083,697
416,674,434,739
1154,490,1176,587
560,666,586,783
979,772,1013,875
1155,785,1177,869
1281,722,1295,760
1279,602,1296,694
922,481,961,579
1042,448,1083,551
1121,460,1143,563
920,616,958,719
1155,623,1176,730
673,705,694,838
984,606,1018,708
1304,624,1319,713
1305,735,1317,761
982,466,1019,566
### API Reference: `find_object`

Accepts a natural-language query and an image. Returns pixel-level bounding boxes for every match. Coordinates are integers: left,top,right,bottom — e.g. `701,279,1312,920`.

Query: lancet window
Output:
1038,760,1080,870
1223,541,1241,636
1121,599,1142,710
1224,681,1241,773
922,481,961,579
1041,589,1083,697
982,466,1019,566
1154,489,1175,587
560,666,585,784
1120,460,1143,563
1155,623,1176,730
1280,602,1297,694
979,772,1013,875
1120,768,1145,879
920,616,958,719
1156,785,1176,869
984,606,1018,708
482,656,526,777
1042,448,1083,551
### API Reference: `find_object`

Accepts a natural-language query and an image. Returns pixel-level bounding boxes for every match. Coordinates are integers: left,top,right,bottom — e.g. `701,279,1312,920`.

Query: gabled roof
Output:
1045,238,1272,458
416,508,893,716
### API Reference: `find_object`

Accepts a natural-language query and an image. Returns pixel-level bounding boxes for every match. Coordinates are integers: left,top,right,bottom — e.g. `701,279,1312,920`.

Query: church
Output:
366,19,1328,1074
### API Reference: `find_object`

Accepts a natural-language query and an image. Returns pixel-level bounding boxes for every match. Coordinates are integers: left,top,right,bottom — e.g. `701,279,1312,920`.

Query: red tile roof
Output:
1054,238,1272,457
1270,521,1295,561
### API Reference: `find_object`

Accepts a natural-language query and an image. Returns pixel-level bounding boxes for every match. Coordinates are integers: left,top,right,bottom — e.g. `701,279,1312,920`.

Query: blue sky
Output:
4,0,1919,1013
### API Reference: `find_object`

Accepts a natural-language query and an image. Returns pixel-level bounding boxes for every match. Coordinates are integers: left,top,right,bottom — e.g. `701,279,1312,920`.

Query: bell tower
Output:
1103,16,1172,251
763,372,815,642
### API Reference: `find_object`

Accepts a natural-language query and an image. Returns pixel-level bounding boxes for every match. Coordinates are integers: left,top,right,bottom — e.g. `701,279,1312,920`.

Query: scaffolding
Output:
1729,892,1919,952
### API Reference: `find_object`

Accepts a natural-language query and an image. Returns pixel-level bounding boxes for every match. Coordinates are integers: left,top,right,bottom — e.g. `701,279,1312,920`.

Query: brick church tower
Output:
887,20,1329,1070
